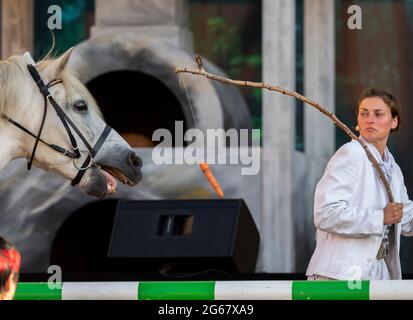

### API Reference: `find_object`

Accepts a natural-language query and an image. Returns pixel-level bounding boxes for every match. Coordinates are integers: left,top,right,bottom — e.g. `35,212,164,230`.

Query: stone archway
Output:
69,31,252,135
87,70,187,147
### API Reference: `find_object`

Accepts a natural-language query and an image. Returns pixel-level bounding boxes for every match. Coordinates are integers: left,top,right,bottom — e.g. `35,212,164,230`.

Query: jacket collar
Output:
358,135,395,180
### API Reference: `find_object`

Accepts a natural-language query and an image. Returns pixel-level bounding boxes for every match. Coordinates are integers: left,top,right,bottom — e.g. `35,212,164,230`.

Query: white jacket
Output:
306,139,413,279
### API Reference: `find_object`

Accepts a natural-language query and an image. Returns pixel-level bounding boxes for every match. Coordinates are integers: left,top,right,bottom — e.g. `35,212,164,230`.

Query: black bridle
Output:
0,64,112,186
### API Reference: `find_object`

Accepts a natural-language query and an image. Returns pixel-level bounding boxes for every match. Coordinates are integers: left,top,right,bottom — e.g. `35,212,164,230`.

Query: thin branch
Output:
175,56,394,203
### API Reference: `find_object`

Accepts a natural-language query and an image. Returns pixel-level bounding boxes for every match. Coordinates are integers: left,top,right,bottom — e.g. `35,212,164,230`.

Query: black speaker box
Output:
108,199,260,274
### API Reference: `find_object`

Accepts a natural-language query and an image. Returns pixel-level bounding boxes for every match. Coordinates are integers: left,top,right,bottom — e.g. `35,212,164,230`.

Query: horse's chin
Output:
81,163,141,199
81,166,109,199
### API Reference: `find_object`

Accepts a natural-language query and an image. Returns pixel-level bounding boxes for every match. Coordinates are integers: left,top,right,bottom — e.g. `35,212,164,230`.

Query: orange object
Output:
199,162,224,198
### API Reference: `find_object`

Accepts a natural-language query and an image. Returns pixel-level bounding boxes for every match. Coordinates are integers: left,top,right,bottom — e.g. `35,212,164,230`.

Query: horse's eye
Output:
73,100,88,112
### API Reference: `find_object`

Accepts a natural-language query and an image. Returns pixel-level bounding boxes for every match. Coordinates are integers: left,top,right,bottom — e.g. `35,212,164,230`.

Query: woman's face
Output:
357,97,398,144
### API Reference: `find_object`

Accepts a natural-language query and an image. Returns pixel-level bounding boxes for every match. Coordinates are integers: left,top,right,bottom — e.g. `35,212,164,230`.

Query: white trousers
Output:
308,259,390,280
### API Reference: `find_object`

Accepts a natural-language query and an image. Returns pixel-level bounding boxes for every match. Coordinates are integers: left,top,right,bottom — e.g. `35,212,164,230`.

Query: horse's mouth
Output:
98,164,136,194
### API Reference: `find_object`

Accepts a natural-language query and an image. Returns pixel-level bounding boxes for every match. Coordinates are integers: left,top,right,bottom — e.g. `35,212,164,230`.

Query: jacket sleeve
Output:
400,176,413,236
314,144,384,238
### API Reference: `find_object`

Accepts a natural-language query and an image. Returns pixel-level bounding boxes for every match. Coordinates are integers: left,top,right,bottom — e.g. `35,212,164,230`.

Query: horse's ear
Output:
54,47,74,77
40,47,74,81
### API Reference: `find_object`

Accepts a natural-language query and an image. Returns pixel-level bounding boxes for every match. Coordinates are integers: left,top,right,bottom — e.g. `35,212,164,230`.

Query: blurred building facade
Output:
1,0,413,274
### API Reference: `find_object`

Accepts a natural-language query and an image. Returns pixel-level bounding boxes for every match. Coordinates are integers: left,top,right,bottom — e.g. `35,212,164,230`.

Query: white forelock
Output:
22,52,36,65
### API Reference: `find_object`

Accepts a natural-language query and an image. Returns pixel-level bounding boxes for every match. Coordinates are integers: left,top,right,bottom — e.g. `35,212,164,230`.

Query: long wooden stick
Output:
175,56,394,203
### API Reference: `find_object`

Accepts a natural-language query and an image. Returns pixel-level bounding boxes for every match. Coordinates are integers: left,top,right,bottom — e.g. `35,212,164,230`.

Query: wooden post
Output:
260,0,296,272
1,0,33,59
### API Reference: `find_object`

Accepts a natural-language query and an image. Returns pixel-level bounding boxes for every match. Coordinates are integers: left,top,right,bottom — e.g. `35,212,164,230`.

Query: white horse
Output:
0,49,142,198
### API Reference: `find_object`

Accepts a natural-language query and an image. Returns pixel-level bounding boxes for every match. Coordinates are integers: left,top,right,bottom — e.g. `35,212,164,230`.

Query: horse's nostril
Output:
129,152,143,168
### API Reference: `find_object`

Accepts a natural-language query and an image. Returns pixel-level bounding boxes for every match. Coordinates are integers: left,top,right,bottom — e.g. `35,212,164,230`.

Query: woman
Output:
0,237,21,300
306,88,413,280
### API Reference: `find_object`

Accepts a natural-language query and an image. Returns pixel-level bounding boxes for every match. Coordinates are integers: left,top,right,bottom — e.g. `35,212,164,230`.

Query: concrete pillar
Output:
260,0,295,272
304,0,335,158
292,0,335,272
1,0,33,59
95,0,188,27
91,0,192,51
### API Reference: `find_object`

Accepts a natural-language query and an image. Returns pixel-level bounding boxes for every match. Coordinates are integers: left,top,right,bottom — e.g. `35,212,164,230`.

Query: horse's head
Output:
0,49,142,198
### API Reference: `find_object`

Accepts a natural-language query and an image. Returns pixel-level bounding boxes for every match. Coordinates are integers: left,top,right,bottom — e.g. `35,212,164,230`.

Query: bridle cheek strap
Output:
27,79,63,170
27,64,82,160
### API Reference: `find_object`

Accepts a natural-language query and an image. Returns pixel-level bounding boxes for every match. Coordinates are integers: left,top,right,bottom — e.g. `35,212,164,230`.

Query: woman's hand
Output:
384,202,404,225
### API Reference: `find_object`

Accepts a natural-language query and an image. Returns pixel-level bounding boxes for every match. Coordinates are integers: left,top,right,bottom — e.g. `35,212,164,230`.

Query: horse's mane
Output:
0,54,102,119
0,56,29,117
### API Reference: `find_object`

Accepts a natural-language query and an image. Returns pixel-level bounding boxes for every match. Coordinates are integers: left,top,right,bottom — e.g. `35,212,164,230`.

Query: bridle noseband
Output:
0,64,112,186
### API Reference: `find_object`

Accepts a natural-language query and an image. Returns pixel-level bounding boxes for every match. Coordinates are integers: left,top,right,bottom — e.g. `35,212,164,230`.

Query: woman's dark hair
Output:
357,88,401,132
0,237,20,294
